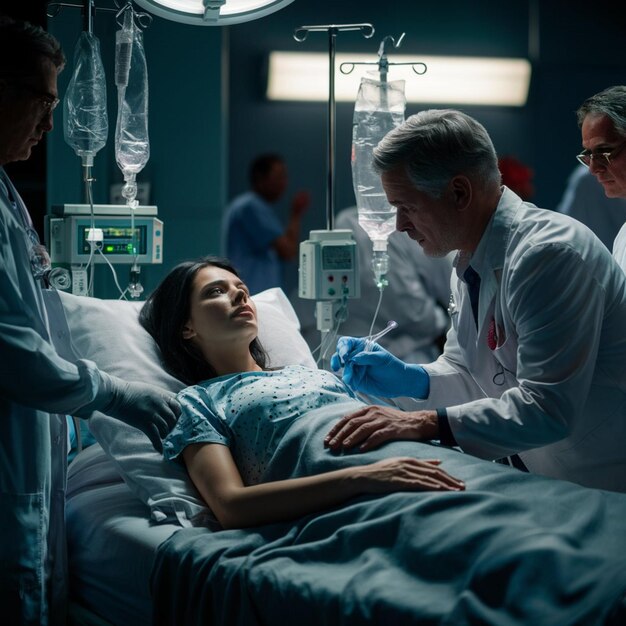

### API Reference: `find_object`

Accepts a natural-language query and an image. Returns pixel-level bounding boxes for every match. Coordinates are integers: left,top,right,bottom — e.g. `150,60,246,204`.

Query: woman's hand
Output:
354,457,465,493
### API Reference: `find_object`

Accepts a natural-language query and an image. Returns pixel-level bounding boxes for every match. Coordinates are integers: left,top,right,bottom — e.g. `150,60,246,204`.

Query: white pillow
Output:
50,287,316,526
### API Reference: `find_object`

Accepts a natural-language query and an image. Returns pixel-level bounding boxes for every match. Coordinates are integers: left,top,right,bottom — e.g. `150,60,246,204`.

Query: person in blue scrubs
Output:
0,17,180,624
222,153,310,294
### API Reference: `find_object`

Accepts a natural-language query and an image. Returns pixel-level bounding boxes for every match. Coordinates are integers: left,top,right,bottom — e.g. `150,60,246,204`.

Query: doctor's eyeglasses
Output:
10,81,60,115
576,140,626,168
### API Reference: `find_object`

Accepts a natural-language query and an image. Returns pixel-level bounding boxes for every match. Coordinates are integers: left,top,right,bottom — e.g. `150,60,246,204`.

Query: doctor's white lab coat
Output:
0,168,101,625
612,221,626,274
419,187,626,492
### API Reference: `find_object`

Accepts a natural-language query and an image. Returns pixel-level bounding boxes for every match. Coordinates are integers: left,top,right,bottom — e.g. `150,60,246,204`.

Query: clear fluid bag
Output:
115,9,150,207
352,77,406,287
352,77,406,245
63,31,108,167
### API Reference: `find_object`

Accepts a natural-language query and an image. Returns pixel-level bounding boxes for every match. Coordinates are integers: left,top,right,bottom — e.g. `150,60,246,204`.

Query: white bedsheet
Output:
67,445,181,625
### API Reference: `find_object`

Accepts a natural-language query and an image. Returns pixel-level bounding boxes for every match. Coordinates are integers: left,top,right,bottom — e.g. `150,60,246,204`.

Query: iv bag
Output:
352,77,406,288
63,31,108,167
351,77,406,247
115,9,150,207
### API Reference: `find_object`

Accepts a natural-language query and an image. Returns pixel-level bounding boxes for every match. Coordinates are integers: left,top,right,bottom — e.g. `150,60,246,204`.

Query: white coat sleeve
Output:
391,322,488,413
0,205,102,417
445,243,604,460
612,222,626,274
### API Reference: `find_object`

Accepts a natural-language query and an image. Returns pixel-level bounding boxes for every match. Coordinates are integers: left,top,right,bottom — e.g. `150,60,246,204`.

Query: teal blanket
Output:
151,403,626,625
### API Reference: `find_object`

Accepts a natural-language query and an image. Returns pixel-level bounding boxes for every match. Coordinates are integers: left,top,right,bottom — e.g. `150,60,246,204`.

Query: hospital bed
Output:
50,289,626,626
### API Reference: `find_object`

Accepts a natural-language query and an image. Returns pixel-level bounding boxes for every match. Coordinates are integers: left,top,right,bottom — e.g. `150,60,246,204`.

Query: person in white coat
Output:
576,86,626,272
556,164,626,251
326,109,626,493
0,17,180,624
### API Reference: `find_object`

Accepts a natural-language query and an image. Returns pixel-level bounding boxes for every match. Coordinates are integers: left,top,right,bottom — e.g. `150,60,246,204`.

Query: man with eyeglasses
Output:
556,164,626,252
328,109,626,496
0,16,180,625
576,86,626,272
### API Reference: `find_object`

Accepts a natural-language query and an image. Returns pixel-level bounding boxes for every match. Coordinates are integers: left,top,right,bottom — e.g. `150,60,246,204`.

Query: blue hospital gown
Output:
164,365,358,485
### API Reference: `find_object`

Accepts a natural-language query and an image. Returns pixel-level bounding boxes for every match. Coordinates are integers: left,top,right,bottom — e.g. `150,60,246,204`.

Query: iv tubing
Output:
83,167,97,296
365,319,398,352
367,286,385,340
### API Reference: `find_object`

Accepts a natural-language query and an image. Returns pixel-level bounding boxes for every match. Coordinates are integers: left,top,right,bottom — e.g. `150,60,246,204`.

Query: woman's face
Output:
182,265,258,354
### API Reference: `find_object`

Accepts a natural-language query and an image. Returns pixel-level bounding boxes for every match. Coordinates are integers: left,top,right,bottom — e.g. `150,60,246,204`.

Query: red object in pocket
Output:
487,318,497,351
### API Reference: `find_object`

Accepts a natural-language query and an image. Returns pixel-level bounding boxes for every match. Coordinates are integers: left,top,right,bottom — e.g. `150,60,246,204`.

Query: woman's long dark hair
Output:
139,256,268,385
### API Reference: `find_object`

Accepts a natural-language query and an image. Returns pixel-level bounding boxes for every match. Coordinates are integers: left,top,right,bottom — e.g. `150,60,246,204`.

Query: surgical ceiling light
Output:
267,52,532,106
133,0,294,26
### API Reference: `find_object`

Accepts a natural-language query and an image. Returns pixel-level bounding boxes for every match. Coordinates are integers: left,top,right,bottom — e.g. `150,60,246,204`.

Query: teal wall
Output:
47,8,226,298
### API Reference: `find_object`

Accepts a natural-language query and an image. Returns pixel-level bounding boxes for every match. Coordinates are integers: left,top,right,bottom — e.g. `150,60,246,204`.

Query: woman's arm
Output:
183,443,465,529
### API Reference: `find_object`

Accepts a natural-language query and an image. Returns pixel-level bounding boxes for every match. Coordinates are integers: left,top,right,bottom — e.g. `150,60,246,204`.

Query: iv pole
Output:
293,24,374,370
340,34,427,95
293,23,374,230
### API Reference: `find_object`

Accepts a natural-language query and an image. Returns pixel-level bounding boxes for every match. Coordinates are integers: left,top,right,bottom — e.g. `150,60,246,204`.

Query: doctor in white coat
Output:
556,164,626,251
576,85,626,272
327,109,626,493
0,18,179,625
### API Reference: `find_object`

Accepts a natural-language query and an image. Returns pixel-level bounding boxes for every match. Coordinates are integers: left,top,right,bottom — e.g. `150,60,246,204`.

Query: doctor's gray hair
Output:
576,86,626,136
0,16,65,80
372,109,500,198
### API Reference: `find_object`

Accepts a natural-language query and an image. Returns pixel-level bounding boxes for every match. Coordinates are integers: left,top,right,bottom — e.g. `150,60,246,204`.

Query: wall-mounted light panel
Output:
267,52,531,106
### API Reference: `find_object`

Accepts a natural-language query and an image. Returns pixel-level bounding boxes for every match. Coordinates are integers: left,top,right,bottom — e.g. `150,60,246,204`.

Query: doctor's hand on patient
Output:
97,372,181,453
325,405,439,453
331,337,430,398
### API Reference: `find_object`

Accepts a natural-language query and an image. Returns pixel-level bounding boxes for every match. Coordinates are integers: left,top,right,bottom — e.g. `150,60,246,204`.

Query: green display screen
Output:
79,225,147,255
322,245,353,270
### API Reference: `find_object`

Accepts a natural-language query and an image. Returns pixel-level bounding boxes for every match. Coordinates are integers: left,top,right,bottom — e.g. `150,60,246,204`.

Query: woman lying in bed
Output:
139,256,464,529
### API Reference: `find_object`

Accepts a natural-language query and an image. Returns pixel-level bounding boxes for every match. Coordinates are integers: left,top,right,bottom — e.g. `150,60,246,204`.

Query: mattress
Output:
66,444,181,625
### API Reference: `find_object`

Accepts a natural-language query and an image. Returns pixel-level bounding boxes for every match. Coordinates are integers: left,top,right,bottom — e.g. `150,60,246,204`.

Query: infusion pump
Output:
299,229,359,336
299,229,359,300
45,204,163,265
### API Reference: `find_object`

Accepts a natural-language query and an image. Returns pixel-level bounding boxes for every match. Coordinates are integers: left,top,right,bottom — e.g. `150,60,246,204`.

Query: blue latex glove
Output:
331,336,430,398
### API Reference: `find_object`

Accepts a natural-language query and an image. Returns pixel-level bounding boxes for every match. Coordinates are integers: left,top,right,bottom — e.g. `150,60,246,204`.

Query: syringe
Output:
364,320,398,352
